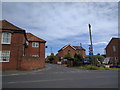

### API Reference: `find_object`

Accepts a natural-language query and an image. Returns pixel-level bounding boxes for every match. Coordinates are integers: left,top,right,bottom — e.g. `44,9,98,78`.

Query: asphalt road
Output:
2,63,118,88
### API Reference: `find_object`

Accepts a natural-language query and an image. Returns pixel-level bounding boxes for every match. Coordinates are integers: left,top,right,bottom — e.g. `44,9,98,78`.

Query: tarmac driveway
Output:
2,63,119,88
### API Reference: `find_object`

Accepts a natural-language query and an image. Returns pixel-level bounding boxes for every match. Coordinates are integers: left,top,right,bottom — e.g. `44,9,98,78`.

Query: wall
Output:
76,50,86,58
62,46,76,57
106,38,120,64
40,43,45,58
106,38,119,58
20,56,45,70
57,46,86,59
1,31,25,70
25,42,45,58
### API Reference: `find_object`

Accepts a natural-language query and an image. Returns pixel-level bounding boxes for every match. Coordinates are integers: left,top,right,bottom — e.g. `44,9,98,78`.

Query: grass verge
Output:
74,65,119,70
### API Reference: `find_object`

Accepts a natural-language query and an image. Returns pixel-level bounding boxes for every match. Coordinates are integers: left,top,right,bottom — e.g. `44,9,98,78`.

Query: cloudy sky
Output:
2,2,118,56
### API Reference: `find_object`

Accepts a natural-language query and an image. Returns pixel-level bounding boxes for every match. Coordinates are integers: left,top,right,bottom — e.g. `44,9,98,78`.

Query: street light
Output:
88,24,93,55
88,24,94,65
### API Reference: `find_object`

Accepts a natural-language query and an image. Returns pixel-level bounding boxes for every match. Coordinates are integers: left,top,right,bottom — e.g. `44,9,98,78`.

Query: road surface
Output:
2,63,118,88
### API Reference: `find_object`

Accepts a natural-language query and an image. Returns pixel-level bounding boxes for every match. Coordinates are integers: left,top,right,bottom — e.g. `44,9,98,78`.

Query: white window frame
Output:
0,51,10,62
32,42,39,48
1,32,11,44
32,55,39,57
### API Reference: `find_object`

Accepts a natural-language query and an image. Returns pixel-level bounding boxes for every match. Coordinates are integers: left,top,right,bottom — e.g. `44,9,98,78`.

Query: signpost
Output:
88,24,93,55
88,24,94,65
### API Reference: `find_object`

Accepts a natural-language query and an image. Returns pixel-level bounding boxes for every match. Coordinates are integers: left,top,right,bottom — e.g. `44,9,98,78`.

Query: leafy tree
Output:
64,53,73,60
74,53,83,61
74,53,78,61
48,54,56,62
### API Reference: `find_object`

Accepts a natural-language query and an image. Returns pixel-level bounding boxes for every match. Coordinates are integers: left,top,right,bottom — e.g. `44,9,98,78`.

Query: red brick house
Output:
25,33,46,58
105,38,120,65
0,20,46,70
53,45,86,64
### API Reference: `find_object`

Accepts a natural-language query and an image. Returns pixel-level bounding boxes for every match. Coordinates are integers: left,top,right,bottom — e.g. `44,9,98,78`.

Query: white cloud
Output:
2,2,118,55
83,41,108,45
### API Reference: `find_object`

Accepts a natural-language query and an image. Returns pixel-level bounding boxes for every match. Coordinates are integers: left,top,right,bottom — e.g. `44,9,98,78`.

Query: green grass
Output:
74,65,110,70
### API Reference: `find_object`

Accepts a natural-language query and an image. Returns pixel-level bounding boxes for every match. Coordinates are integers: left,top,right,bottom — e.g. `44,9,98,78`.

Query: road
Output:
2,63,118,88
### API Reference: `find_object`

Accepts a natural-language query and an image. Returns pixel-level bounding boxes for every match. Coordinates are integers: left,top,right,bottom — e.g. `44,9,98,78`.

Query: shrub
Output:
75,65,110,70
64,53,72,59
74,53,83,61
48,54,56,62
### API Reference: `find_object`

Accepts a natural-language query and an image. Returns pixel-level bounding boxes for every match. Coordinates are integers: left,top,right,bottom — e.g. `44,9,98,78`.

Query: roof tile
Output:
26,33,46,42
0,20,24,30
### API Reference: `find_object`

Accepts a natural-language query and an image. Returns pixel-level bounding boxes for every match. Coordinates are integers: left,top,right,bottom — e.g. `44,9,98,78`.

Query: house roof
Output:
73,46,86,51
106,37,120,49
26,33,46,43
0,20,25,31
58,44,86,52
58,45,76,52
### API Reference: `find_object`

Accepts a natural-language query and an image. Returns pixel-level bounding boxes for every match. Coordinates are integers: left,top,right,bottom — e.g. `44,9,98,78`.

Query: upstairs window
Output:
68,50,71,54
0,51,10,62
32,42,39,48
1,33,11,44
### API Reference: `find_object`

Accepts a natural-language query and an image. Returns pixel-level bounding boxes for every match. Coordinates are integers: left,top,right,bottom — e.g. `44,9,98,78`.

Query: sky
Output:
2,2,118,56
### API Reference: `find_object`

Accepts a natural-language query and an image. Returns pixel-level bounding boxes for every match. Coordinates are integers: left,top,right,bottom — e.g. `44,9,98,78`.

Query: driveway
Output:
2,63,118,88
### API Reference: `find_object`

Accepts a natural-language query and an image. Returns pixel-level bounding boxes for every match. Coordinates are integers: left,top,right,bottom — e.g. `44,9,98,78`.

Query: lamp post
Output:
88,24,94,65
88,24,93,55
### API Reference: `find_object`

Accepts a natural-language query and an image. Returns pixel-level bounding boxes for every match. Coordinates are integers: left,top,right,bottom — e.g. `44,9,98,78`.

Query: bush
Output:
64,53,73,60
74,53,83,61
75,65,110,70
48,54,56,62
45,59,50,63
85,55,105,65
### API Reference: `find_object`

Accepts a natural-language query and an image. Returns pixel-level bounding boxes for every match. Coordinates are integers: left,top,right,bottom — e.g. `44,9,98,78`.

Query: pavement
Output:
1,63,118,76
1,65,51,76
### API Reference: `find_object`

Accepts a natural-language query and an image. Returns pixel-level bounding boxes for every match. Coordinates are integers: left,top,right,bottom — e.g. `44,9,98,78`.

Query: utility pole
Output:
50,47,53,53
88,24,94,65
88,24,93,55
80,43,82,47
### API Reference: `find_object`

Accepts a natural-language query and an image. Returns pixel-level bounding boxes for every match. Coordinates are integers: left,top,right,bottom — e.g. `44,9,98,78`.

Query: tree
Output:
48,54,56,63
74,53,83,66
74,53,83,62
64,53,73,60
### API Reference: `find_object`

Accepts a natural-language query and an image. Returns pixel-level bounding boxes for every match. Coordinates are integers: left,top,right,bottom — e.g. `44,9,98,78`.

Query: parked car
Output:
83,58,91,64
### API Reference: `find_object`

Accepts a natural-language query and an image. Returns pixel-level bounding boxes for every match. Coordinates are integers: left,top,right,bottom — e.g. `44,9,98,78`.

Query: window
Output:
32,55,39,57
0,51,10,62
113,45,116,52
1,33,11,44
32,42,39,47
68,50,70,54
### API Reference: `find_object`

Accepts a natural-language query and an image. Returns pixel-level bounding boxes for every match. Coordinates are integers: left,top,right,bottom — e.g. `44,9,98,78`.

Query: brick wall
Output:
1,31,25,70
62,46,76,57
26,42,40,57
106,38,120,64
76,50,86,58
20,56,45,70
40,43,45,58
57,46,85,58
106,38,119,58
25,42,45,58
